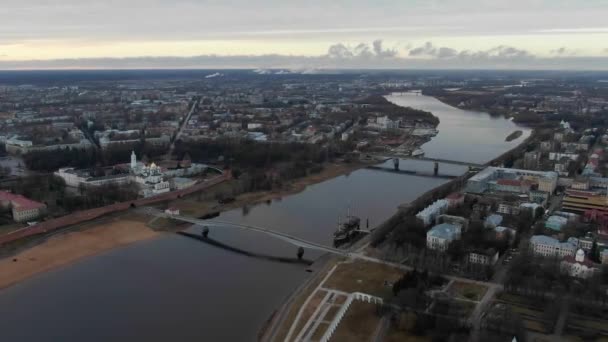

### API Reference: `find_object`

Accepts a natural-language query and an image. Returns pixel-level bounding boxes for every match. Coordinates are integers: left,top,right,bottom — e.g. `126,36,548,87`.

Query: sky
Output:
1,0,608,69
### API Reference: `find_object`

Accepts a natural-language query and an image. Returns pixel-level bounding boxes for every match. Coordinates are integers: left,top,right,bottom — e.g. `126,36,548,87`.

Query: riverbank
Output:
232,162,370,210
0,161,367,291
169,161,372,220
262,94,540,341
0,214,160,290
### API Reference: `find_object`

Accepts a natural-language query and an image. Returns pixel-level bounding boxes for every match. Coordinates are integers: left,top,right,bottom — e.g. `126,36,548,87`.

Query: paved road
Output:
166,98,199,158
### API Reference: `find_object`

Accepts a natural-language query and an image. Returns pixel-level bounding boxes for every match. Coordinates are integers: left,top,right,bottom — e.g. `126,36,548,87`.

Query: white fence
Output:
319,292,383,342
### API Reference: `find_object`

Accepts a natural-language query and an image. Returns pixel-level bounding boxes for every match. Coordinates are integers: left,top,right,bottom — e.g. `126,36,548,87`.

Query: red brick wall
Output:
0,173,231,246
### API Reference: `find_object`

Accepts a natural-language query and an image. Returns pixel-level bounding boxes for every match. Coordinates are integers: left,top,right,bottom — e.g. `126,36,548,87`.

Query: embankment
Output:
0,174,230,249
369,128,537,246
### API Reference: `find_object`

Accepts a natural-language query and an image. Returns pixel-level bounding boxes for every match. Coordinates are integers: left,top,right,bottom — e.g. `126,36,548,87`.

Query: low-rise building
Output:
466,167,558,195
416,199,449,226
485,214,503,229
530,235,578,258
426,223,462,251
497,202,520,216
468,248,499,265
545,215,568,231
0,191,46,222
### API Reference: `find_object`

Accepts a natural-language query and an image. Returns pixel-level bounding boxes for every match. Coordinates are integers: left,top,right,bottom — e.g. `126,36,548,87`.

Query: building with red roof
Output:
0,191,46,223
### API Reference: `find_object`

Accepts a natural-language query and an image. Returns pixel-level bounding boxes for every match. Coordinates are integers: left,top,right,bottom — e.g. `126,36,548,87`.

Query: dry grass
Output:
272,259,338,342
330,301,381,342
292,289,328,337
323,261,403,297
325,305,342,322
311,322,330,340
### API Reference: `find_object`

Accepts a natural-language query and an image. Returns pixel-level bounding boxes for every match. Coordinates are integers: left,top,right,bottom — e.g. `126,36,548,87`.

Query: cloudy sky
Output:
1,0,608,69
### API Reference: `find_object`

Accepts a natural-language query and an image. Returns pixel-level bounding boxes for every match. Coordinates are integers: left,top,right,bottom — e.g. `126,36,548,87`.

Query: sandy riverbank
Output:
0,162,367,290
0,217,160,290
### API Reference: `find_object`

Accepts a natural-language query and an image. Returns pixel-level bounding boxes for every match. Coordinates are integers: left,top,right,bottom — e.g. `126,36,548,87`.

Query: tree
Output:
535,206,545,220
589,240,600,263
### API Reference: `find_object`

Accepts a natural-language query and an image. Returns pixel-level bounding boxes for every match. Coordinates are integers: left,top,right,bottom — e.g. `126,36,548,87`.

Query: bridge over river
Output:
375,154,485,168
140,207,350,256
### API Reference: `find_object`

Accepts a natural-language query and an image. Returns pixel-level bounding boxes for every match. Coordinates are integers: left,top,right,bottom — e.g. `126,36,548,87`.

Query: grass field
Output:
330,301,381,342
272,259,338,342
323,260,403,297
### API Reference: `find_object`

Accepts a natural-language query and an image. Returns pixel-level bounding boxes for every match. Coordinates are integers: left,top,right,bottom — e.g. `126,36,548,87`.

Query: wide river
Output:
0,92,530,341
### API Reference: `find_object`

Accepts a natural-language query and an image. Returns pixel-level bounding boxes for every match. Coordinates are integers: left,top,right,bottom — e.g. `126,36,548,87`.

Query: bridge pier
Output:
393,158,399,171
434,162,439,176
202,226,209,238
297,247,304,260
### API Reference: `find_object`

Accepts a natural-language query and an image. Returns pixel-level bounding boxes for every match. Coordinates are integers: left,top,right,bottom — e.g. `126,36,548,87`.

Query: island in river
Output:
506,130,523,142
0,91,530,341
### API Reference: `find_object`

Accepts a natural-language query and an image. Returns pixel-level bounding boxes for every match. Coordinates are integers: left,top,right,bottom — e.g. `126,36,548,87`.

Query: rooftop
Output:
427,223,461,240
0,191,46,211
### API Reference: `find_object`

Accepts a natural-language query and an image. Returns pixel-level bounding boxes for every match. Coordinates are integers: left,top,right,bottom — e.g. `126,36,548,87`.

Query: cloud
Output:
327,40,397,60
550,47,578,56
407,42,535,61
408,42,436,57
1,40,608,70
372,40,398,58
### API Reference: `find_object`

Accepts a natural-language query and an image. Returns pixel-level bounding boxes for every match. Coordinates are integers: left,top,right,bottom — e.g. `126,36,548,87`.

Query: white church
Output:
560,249,599,279
130,151,171,197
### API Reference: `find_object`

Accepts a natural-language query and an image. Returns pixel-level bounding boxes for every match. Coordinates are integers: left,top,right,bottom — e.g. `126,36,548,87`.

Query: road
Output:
166,98,199,159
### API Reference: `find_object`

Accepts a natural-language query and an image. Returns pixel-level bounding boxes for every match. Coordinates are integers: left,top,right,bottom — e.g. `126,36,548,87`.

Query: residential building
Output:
545,215,568,231
426,223,462,251
416,199,449,226
436,214,469,231
497,202,520,216
530,235,578,258
468,248,499,265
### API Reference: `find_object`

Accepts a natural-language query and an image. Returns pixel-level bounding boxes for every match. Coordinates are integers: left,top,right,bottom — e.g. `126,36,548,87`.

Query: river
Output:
0,92,530,341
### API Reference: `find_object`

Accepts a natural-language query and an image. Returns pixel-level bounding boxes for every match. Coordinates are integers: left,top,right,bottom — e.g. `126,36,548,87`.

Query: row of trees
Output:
22,142,167,172
382,269,469,340
174,138,341,169
58,182,140,212
358,95,440,125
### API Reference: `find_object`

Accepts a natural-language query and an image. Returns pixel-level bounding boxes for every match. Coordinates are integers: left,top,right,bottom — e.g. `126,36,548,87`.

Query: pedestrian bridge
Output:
139,207,349,256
